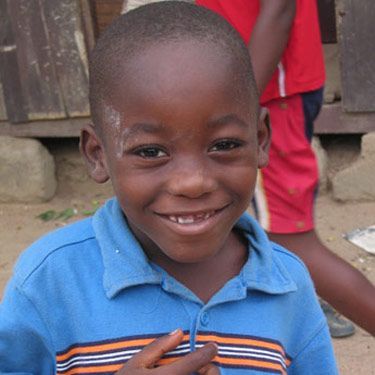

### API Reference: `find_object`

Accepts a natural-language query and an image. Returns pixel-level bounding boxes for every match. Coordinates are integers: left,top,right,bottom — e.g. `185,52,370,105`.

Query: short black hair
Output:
89,0,258,130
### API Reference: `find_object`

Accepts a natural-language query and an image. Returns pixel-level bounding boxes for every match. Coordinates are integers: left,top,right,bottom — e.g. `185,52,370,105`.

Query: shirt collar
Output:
235,214,297,294
93,198,297,299
92,198,161,298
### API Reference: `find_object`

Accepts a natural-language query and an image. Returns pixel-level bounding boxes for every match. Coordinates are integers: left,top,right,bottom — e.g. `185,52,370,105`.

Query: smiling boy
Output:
0,2,337,374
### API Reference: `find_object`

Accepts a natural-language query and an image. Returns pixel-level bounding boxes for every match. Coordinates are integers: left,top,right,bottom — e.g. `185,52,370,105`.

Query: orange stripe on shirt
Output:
56,338,154,362
196,334,286,356
57,363,123,375
215,356,287,375
56,334,190,362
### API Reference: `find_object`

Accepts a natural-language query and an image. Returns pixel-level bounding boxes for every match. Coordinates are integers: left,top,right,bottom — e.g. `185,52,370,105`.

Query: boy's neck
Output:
150,228,248,304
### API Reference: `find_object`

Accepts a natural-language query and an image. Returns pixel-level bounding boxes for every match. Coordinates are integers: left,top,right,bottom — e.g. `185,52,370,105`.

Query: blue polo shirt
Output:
0,198,337,374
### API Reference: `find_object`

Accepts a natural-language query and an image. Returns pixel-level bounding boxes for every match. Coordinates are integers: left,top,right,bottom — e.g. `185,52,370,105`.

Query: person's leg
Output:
255,91,375,336
269,230,375,335
254,94,318,235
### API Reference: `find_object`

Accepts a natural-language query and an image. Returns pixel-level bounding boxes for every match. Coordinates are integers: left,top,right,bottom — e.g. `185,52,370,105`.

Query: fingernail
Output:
209,342,218,349
169,328,181,336
209,342,219,354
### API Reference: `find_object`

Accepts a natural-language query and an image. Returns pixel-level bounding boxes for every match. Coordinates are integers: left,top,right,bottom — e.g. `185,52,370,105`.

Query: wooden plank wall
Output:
91,0,124,35
0,0,28,122
0,0,90,123
0,82,6,120
42,0,90,117
6,0,66,121
317,0,337,43
0,0,8,120
337,0,375,112
1,0,374,135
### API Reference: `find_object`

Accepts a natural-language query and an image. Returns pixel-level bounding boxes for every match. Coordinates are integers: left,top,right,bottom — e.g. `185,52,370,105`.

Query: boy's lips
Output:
155,205,229,235
166,211,216,224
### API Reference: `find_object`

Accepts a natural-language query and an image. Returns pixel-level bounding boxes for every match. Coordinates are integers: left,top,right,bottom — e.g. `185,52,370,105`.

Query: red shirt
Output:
196,0,325,103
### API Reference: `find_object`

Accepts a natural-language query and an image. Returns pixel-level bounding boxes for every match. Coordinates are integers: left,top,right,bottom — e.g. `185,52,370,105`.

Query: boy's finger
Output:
128,329,184,368
197,363,221,375
167,342,218,374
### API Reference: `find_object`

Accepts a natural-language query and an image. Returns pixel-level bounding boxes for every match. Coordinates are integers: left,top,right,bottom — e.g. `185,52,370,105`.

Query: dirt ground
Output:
0,140,374,374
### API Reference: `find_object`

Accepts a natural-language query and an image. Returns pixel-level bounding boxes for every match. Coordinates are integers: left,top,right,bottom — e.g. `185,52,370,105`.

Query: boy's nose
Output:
166,160,218,198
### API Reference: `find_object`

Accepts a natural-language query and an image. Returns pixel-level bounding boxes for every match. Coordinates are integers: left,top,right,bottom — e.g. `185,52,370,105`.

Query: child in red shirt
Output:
197,0,375,337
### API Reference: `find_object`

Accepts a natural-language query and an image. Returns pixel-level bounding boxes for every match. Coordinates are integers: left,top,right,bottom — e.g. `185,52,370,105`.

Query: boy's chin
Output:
158,237,231,265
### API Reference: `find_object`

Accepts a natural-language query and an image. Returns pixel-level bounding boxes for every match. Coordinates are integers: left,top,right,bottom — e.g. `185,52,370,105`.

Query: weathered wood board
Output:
79,0,96,52
91,0,124,35
0,0,7,120
337,0,375,112
6,0,66,121
315,103,375,134
1,0,90,124
0,117,86,137
42,0,90,117
317,0,337,43
0,0,28,123
0,81,6,120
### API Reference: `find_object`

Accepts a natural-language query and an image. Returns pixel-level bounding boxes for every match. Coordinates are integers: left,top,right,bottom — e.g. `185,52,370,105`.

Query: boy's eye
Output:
209,140,241,152
135,146,168,158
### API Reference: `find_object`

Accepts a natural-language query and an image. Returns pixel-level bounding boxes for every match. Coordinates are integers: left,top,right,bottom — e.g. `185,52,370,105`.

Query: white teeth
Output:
177,216,195,224
167,212,215,224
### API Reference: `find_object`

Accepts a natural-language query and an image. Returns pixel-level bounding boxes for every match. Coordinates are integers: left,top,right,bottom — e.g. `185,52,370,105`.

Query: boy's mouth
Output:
157,205,229,226
155,205,230,236
166,211,216,224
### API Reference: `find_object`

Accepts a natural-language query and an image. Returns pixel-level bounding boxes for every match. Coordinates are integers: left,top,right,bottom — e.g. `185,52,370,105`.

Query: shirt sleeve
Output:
287,322,338,375
0,278,55,374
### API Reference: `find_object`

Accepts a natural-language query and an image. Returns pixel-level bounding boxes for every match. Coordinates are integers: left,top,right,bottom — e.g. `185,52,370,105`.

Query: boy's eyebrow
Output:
206,114,249,129
122,114,249,142
122,122,166,140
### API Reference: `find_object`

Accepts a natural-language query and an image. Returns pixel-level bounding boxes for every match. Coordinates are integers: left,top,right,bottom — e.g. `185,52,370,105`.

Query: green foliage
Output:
81,200,101,216
37,208,77,222
36,200,101,222
36,210,57,222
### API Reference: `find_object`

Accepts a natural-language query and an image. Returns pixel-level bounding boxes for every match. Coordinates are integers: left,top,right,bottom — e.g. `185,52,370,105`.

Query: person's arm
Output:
249,0,296,94
0,279,55,374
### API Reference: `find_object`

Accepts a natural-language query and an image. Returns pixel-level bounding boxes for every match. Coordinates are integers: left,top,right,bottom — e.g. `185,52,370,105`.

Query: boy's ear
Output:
80,124,110,183
257,107,271,168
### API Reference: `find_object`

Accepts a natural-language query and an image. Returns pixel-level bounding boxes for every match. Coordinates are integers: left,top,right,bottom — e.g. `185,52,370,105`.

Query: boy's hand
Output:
115,329,219,374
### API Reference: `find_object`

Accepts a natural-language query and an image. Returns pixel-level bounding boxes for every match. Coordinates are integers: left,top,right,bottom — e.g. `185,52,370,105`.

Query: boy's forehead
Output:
123,39,231,81
95,39,259,138
108,39,252,107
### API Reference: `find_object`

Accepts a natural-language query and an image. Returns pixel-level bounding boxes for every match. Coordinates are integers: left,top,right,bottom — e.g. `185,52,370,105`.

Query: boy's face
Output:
82,40,269,264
